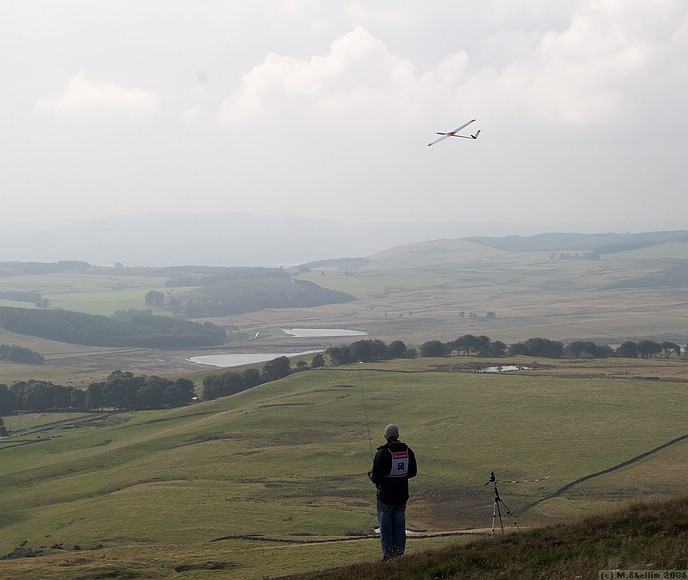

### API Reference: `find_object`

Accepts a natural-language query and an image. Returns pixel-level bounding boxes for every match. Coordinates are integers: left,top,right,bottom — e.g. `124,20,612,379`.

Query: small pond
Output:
281,328,368,337
476,365,531,373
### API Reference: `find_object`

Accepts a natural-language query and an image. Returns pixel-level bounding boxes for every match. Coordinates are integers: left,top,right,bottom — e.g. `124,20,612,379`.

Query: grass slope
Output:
0,357,686,578
281,494,688,579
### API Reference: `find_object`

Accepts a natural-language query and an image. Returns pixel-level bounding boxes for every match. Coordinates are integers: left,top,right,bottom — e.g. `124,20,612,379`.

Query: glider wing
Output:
427,119,476,146
427,133,451,146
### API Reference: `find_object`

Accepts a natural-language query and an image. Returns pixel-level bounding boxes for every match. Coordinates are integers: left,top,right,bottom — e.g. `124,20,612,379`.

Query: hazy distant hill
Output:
466,230,688,253
347,230,688,270
293,230,688,273
0,213,587,268
2,213,687,270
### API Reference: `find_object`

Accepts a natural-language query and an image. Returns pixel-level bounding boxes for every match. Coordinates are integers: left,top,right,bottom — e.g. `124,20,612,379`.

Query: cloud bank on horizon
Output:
2,1,687,231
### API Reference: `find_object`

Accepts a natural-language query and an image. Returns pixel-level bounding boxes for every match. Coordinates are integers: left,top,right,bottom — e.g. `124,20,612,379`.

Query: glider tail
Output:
472,130,481,139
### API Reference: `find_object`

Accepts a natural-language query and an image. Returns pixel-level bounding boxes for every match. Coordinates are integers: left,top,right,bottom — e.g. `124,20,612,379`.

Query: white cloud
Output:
36,73,160,117
217,26,420,129
470,0,688,125
218,2,688,133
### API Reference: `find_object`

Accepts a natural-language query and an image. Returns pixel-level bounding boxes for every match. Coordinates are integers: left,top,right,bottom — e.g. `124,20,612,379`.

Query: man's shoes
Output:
382,548,404,561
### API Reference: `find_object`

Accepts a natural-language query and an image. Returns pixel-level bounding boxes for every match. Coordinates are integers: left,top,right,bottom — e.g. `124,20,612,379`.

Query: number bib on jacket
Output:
388,449,410,477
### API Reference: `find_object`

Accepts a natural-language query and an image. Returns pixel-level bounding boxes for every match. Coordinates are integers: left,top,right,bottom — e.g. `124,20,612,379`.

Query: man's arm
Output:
370,448,390,483
407,447,417,479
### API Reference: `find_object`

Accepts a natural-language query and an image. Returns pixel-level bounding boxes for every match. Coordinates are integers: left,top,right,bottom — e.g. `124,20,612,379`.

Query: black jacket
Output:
370,440,417,505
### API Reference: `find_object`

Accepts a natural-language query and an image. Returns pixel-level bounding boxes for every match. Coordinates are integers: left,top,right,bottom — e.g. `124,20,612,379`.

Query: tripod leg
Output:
498,499,519,530
495,500,505,532
491,498,497,535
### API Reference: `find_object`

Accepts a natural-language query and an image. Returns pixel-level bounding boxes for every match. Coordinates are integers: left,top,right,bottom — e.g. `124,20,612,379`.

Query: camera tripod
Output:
484,471,520,536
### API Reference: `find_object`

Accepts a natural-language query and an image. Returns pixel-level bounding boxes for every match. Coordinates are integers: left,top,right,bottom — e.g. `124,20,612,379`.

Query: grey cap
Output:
384,424,399,440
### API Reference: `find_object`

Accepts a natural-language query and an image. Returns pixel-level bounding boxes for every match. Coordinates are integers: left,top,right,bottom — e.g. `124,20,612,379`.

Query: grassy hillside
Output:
1,235,686,578
281,494,688,579
1,356,686,579
291,237,688,347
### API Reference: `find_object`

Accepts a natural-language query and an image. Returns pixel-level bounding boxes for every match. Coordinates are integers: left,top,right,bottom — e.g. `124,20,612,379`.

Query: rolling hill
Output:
1,356,687,578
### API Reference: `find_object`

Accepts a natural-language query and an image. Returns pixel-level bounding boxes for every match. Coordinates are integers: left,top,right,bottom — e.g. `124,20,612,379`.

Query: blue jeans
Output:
377,498,406,556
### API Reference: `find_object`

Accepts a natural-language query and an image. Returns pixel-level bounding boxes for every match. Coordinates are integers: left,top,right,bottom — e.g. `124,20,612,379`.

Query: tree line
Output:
325,340,413,365
0,344,44,364
0,354,303,416
417,335,684,359
0,372,196,415
0,307,226,348
160,279,355,318
204,336,686,402
0,291,49,308
1,335,684,419
325,336,685,362
201,335,687,405
202,356,298,400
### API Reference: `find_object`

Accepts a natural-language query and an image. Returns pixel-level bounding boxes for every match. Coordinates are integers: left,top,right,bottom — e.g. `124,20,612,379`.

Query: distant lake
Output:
188,328,367,367
189,350,324,368
281,328,368,337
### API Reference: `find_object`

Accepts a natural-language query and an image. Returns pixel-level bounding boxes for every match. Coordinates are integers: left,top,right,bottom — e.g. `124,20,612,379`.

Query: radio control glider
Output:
427,119,480,146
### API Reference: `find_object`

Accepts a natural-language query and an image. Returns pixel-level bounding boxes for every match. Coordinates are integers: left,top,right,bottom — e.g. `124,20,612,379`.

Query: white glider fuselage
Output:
427,119,479,146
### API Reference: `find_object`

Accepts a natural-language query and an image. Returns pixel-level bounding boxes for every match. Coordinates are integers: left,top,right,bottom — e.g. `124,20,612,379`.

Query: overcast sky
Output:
2,1,687,231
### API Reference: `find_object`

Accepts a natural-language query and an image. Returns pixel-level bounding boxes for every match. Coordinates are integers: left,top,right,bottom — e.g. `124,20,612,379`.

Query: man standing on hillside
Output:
369,423,417,561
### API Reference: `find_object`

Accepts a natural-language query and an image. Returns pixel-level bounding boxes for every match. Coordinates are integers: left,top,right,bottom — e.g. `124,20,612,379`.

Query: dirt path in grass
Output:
523,432,688,511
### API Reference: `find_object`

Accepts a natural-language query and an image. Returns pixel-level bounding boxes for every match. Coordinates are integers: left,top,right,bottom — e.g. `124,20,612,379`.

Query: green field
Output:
0,270,168,312
1,357,686,579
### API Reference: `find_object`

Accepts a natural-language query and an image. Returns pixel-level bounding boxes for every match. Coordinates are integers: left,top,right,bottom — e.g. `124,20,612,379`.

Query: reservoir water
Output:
189,350,324,368
281,328,367,337
189,328,366,368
